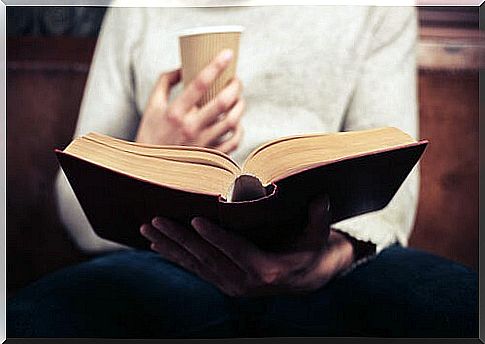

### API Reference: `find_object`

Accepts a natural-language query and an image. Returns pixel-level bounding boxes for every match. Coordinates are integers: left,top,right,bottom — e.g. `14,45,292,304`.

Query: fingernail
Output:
191,217,201,228
151,217,165,229
139,224,147,235
220,49,233,62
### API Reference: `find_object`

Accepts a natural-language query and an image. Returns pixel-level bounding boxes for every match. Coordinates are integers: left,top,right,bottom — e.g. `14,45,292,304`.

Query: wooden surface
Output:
407,26,481,269
418,7,478,28
6,23,482,293
417,27,484,70
409,70,479,268
7,37,95,294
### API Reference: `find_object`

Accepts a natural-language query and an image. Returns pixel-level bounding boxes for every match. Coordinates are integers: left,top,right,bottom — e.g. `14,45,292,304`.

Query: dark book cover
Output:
56,140,428,251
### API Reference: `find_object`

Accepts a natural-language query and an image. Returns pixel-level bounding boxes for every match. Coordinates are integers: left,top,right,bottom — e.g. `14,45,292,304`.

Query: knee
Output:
344,246,478,337
7,297,34,337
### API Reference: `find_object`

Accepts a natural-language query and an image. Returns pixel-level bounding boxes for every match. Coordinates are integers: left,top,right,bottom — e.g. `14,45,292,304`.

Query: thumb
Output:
148,69,181,109
306,195,331,241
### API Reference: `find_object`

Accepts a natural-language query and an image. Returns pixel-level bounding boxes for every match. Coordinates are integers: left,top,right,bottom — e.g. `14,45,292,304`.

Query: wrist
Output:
330,229,376,263
327,230,356,269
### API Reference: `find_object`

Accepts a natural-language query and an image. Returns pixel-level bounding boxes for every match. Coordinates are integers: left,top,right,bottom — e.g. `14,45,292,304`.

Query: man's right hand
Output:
135,49,245,154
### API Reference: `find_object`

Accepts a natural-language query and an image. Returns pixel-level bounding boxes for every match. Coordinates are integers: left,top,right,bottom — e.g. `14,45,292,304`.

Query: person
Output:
8,5,477,338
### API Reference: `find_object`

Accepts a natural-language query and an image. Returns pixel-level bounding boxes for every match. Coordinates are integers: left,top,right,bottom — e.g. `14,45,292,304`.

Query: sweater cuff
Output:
331,228,379,277
330,215,404,254
333,228,376,260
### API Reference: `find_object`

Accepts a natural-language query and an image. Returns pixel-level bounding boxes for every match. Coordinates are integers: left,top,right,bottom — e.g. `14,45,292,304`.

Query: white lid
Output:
177,25,245,37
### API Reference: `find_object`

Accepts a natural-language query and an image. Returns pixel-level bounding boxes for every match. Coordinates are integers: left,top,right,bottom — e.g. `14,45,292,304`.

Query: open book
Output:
56,127,428,250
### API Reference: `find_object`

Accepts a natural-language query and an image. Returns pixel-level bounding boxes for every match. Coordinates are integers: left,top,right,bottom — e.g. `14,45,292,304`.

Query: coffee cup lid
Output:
177,25,245,37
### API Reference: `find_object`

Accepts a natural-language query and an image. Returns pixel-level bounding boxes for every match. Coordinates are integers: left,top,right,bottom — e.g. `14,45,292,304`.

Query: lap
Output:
262,245,478,337
8,250,237,338
8,245,478,338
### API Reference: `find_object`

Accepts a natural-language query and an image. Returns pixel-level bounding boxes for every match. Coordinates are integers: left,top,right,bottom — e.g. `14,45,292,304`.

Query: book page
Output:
84,132,241,175
64,136,238,197
242,127,416,185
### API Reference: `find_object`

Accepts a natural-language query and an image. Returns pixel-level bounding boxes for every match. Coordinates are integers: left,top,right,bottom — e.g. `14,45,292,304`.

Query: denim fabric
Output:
7,245,478,338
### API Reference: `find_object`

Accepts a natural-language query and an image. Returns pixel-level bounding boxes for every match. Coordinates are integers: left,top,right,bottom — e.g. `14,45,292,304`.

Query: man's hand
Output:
140,196,356,297
136,49,244,154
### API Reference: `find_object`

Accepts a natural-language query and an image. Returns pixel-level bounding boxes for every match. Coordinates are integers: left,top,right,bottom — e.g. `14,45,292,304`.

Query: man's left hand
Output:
140,196,356,297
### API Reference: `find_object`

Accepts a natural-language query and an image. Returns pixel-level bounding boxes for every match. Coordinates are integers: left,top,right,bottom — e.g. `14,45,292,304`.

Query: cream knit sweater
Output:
55,5,419,254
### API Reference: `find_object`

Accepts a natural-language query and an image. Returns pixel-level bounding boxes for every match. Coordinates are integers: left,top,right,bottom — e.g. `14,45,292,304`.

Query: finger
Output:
294,196,331,250
167,49,234,124
191,217,263,274
152,217,246,280
213,123,244,154
147,69,182,110
200,98,245,147
307,195,331,238
143,221,241,296
178,79,242,142
298,195,330,248
291,241,343,292
140,223,166,244
196,78,243,128
152,217,222,269
149,234,238,296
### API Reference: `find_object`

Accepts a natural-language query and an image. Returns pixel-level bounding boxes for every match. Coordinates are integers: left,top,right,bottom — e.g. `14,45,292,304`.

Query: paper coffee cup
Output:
178,25,244,107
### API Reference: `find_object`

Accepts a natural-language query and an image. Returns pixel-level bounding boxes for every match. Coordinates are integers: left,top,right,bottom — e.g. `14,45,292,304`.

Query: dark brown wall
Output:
409,27,481,269
410,70,478,268
7,38,95,295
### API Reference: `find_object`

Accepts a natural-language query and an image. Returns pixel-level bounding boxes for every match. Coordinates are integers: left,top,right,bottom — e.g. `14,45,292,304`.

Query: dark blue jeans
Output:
7,245,477,338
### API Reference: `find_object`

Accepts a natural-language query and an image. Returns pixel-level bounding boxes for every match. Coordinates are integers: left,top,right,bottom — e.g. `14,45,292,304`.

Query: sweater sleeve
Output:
54,7,144,254
332,7,420,254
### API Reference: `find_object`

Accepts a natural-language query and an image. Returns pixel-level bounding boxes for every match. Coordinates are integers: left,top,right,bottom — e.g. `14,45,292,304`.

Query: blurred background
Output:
6,6,483,296
7,7,106,36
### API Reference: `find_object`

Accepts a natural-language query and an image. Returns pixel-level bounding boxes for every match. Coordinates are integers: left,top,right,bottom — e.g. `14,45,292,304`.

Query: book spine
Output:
217,183,307,251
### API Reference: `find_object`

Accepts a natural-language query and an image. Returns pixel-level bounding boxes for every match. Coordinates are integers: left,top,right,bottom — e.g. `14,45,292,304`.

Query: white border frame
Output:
1,1,482,343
